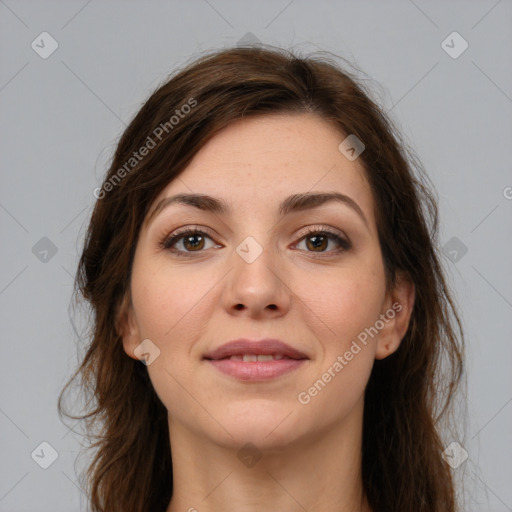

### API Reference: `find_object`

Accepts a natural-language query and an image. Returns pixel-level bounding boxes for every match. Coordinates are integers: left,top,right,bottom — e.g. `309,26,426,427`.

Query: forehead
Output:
152,113,375,222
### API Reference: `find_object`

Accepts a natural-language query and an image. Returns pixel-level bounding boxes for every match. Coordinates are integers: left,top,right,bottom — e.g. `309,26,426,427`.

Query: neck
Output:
165,401,371,512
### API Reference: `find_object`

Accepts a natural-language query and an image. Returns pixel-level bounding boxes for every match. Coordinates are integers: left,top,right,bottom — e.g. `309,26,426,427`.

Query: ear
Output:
375,271,415,360
115,291,141,361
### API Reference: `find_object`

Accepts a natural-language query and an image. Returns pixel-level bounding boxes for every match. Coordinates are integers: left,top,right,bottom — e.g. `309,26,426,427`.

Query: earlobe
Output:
115,292,140,360
375,272,415,360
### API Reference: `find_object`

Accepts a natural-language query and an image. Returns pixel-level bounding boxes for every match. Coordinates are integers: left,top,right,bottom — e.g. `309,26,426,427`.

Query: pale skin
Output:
120,113,415,512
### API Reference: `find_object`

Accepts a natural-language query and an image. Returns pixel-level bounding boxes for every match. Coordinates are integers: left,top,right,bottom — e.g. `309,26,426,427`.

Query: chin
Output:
211,399,308,449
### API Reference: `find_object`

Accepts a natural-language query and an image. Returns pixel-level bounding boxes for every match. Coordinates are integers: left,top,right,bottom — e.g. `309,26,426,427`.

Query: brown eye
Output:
305,234,329,252
182,233,205,251
296,228,351,254
161,229,220,256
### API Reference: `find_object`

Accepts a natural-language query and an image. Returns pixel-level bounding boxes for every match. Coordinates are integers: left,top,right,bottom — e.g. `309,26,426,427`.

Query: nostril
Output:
233,303,277,310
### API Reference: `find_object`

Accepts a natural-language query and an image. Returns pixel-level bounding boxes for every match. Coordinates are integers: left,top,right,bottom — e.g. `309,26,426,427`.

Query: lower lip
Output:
206,358,307,381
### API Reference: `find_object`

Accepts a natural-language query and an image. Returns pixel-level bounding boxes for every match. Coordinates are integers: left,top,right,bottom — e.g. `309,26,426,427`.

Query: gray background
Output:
1,1,511,511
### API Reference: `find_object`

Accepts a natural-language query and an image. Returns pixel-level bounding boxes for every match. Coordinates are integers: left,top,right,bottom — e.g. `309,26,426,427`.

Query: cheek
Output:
294,268,383,414
293,258,386,348
130,260,215,341
129,262,217,421
300,261,386,409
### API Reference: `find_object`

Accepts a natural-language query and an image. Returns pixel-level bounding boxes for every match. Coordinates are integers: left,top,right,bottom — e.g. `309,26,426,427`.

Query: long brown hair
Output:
59,45,465,512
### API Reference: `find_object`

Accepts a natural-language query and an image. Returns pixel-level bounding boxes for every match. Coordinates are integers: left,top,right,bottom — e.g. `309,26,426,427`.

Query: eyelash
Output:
159,225,351,257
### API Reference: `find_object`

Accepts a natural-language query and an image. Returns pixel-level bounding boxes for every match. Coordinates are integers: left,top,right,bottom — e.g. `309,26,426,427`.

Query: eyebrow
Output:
146,191,369,229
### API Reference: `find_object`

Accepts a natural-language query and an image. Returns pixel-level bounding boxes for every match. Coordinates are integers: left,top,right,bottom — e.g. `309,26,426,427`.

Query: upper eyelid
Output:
160,226,217,248
163,224,346,240
161,225,349,251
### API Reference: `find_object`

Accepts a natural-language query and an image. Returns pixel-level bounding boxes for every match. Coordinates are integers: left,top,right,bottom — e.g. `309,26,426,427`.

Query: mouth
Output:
203,338,309,381
215,354,297,362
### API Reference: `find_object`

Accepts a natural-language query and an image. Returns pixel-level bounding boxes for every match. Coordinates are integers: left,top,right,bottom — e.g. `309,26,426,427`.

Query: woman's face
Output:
121,113,414,450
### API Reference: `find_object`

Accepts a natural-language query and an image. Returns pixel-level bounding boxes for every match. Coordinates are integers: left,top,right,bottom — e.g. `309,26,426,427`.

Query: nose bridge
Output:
223,231,289,314
233,233,278,287
231,208,277,267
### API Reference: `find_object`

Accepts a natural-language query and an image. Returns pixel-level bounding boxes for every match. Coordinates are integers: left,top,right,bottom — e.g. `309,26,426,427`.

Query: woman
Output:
60,45,465,512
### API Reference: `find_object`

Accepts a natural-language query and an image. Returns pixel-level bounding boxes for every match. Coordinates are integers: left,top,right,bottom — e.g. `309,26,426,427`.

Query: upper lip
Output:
203,338,309,360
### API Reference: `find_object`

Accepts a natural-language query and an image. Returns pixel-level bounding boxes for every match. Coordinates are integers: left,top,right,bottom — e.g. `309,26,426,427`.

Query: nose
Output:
221,238,291,319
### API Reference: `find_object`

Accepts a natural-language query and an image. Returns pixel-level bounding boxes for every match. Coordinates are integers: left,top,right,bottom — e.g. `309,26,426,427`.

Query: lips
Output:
203,339,309,381
203,338,309,361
